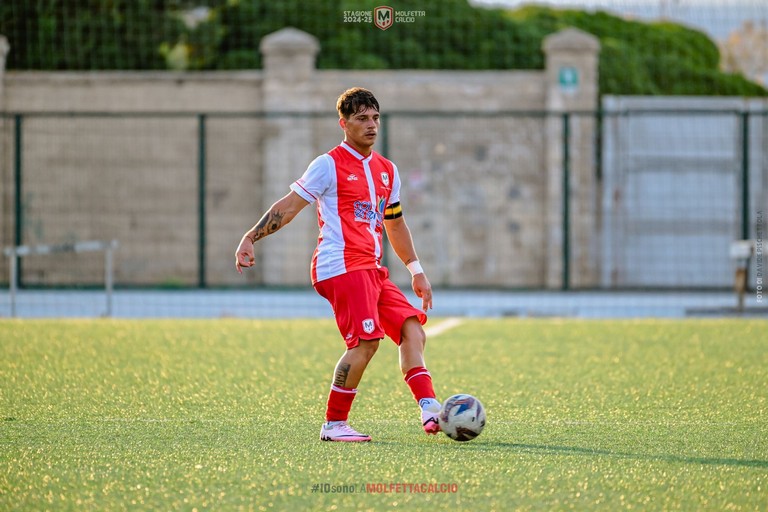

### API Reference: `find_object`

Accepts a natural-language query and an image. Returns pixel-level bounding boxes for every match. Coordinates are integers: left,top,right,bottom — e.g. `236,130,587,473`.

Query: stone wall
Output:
0,28,600,289
1,72,266,287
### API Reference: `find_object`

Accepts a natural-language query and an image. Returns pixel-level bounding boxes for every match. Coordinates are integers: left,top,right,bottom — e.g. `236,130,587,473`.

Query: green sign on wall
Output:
558,66,579,92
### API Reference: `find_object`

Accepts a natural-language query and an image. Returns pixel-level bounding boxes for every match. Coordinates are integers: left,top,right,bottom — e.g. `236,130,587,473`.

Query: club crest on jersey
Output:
381,172,389,186
362,319,375,334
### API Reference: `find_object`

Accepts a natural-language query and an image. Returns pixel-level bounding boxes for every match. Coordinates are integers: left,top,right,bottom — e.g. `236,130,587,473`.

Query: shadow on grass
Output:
441,441,768,469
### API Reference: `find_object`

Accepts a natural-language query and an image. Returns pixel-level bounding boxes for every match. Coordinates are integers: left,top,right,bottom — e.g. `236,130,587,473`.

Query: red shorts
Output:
314,267,427,349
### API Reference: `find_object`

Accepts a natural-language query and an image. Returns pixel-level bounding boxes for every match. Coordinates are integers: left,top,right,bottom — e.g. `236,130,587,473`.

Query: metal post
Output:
380,112,389,159
9,249,17,318
740,111,751,292
740,111,750,241
380,113,390,268
198,114,207,288
13,114,23,289
595,108,603,183
104,241,114,317
562,112,571,291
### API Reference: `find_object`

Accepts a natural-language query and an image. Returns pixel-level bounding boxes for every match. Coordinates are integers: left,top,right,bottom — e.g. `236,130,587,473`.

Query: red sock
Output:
404,366,436,403
325,385,357,422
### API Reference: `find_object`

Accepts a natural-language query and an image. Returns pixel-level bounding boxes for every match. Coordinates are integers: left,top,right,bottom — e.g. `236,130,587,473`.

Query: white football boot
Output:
419,398,442,435
320,421,372,442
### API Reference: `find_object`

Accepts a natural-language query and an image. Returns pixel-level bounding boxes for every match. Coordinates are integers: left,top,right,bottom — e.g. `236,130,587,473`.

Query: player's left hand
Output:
412,273,432,311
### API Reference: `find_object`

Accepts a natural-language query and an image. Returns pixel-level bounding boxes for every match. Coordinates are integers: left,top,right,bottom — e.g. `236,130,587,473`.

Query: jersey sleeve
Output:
387,162,402,206
290,154,332,204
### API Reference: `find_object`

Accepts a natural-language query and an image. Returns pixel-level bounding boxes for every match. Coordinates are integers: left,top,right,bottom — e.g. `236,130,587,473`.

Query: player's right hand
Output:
235,238,255,274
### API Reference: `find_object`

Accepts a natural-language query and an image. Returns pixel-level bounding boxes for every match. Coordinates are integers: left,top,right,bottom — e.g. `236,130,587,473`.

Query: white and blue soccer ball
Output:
438,394,486,442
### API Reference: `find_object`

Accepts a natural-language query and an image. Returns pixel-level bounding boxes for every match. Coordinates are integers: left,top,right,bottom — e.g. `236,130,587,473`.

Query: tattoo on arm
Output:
333,363,351,387
248,209,286,243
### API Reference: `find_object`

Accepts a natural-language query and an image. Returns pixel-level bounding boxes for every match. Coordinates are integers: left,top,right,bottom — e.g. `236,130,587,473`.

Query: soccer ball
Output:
438,394,486,442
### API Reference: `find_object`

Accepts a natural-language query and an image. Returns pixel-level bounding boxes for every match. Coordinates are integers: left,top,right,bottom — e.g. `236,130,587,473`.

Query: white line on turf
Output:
423,317,464,338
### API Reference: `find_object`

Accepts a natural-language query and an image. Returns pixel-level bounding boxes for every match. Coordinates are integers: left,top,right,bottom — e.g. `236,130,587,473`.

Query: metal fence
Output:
0,108,765,305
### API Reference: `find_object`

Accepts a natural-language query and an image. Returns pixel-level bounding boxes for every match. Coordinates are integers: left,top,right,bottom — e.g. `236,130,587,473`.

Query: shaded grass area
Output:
1,319,766,510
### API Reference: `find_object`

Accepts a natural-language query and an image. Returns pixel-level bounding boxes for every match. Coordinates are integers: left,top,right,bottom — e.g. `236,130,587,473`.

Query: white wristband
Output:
406,261,424,276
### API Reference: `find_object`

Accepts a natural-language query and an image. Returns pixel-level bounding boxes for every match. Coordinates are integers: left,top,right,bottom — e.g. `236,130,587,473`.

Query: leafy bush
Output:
509,5,765,96
0,0,764,96
0,0,185,70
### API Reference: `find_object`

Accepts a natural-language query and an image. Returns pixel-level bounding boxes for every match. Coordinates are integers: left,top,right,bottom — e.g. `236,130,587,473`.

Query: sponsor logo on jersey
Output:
353,196,387,227
376,196,386,215
354,200,375,223
347,174,358,181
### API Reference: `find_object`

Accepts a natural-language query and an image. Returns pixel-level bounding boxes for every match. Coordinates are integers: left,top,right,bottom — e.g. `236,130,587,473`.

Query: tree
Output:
720,21,768,87
0,0,765,96
0,0,185,70
509,5,766,96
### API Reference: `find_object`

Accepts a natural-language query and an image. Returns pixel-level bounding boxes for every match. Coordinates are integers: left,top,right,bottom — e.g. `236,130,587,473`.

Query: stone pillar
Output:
259,28,321,286
1,36,9,254
0,35,9,124
0,36,8,110
0,35,8,76
543,28,600,289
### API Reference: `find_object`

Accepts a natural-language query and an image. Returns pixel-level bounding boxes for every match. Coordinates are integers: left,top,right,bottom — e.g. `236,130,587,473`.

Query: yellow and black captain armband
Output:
383,202,403,220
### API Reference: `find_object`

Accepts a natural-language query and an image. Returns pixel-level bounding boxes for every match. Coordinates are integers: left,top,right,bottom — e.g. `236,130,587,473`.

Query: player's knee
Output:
402,321,426,349
414,328,426,348
357,338,380,360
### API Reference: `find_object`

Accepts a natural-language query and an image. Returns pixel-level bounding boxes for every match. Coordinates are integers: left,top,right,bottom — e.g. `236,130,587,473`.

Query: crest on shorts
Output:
362,318,375,334
374,6,394,31
381,172,390,186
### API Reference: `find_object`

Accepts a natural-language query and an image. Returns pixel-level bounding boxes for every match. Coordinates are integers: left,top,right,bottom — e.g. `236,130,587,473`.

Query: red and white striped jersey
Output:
290,141,402,284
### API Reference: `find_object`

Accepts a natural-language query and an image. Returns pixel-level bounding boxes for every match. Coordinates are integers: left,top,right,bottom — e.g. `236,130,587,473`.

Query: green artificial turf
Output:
1,318,766,510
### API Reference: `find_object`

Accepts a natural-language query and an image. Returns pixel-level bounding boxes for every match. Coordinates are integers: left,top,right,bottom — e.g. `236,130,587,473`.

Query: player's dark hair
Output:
336,87,380,119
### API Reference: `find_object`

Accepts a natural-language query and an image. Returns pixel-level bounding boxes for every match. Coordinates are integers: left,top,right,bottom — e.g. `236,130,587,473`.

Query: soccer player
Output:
235,87,440,442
